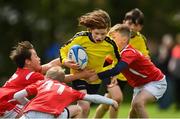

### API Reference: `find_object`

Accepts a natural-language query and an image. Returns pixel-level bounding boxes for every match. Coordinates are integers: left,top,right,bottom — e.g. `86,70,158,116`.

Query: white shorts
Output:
1,104,23,118
133,76,167,100
20,108,69,119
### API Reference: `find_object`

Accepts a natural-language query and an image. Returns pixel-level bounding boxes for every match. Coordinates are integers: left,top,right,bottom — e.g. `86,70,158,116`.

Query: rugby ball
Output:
68,45,88,69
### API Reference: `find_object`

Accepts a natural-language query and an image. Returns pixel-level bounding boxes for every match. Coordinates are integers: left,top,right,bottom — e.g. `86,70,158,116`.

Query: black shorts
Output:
72,80,100,94
117,79,127,91
104,79,127,93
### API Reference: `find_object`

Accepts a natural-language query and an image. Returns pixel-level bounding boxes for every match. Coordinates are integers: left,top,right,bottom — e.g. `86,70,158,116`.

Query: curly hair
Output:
78,9,111,29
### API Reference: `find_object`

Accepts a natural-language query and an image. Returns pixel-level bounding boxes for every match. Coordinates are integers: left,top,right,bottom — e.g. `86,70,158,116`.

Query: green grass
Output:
89,103,180,118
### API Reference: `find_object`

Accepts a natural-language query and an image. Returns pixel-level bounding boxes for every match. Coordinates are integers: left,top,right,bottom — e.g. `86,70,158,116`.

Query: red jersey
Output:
23,79,85,116
120,45,164,87
0,68,44,116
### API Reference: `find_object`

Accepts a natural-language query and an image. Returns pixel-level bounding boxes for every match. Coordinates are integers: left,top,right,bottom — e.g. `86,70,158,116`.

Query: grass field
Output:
89,103,180,118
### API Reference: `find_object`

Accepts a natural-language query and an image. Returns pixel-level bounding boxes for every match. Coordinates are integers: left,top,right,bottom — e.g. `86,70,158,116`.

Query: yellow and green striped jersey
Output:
60,31,120,84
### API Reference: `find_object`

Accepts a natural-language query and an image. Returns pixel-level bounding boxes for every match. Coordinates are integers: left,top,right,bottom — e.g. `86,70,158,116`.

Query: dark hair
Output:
78,9,111,29
9,41,34,68
124,8,144,25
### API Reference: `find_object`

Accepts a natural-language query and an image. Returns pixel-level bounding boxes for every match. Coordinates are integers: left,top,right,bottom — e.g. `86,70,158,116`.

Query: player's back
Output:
3,68,44,89
0,68,44,115
23,79,85,116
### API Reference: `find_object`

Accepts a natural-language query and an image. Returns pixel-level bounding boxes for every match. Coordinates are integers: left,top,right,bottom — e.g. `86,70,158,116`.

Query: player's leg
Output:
109,79,127,118
129,77,167,118
94,79,124,118
94,93,111,118
129,104,138,118
77,90,91,118
130,89,155,118
107,83,123,118
57,106,81,119
67,105,82,118
72,80,100,118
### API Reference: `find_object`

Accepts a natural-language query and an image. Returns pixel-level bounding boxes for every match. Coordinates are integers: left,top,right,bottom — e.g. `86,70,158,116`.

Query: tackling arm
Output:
83,94,118,110
97,61,128,84
41,58,62,74
13,89,29,105
64,69,96,83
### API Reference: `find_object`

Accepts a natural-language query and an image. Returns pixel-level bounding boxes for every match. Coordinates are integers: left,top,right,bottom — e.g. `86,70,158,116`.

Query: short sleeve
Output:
28,72,44,84
72,89,86,100
25,83,38,96
121,50,137,65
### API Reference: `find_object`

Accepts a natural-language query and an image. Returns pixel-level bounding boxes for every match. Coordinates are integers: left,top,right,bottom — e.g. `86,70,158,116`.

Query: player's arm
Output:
13,89,29,105
83,94,118,110
60,38,81,70
60,43,71,66
41,58,61,74
14,83,38,105
98,61,128,79
88,60,128,85
64,69,96,83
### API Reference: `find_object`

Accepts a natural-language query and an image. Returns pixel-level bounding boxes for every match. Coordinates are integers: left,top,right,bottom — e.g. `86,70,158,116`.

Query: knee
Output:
100,104,110,111
76,106,82,114
132,99,145,111
78,101,90,112
113,95,123,104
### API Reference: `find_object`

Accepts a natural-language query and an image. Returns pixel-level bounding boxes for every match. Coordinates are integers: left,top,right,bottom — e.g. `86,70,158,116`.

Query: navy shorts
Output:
104,79,127,93
72,80,100,94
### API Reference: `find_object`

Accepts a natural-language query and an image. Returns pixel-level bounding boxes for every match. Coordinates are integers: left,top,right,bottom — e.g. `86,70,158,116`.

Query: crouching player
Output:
90,24,167,118
14,66,118,118
0,41,95,118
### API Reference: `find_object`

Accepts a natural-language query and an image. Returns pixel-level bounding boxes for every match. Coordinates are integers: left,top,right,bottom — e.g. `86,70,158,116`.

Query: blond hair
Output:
46,66,65,82
109,24,131,39
78,9,111,29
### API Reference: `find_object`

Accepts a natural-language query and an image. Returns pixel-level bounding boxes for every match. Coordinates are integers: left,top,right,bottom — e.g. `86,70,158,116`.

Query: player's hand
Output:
112,100,119,111
79,68,96,79
16,110,23,118
64,60,80,70
107,77,118,88
87,74,99,83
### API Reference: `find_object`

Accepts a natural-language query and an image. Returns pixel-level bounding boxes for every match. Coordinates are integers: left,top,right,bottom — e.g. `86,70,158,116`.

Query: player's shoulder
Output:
136,32,147,40
131,31,137,39
121,45,137,54
104,36,116,45
131,31,141,38
15,68,44,79
72,31,89,39
26,71,44,81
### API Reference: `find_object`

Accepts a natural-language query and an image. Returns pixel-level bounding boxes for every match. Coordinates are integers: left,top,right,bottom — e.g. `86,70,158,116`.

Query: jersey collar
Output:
88,32,96,43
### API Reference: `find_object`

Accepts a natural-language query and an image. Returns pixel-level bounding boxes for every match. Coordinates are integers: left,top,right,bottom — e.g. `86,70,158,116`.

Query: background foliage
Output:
0,0,180,83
